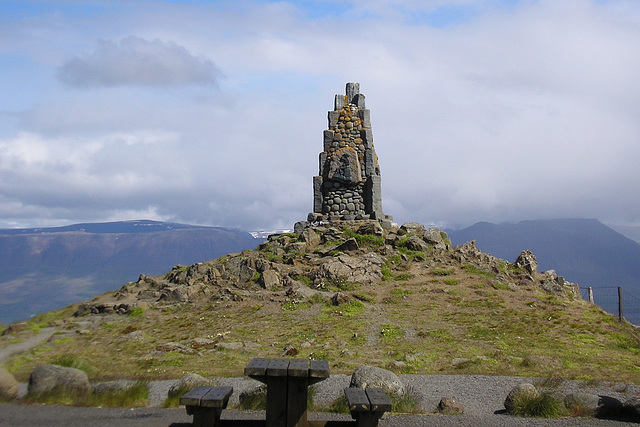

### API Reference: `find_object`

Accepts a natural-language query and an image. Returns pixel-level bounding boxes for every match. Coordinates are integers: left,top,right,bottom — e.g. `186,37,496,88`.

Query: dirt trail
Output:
0,327,57,363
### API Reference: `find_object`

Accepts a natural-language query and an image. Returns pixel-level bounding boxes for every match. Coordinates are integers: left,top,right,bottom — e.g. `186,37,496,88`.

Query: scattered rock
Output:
389,361,407,370
0,368,18,401
504,383,538,412
286,285,322,300
168,373,212,398
331,292,351,306
357,221,383,236
438,397,464,415
28,364,90,395
283,345,298,356
157,342,200,355
451,358,471,367
188,338,217,349
214,342,244,350
335,238,359,252
122,330,145,341
350,365,405,396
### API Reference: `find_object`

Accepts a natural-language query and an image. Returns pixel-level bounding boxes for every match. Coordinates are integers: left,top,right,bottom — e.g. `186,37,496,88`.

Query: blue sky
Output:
1,0,639,231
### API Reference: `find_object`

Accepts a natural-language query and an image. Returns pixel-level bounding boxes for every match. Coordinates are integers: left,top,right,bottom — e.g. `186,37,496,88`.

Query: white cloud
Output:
57,36,221,88
1,0,640,230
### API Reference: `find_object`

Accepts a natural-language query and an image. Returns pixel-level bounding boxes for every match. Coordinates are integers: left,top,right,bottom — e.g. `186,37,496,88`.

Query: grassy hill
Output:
1,220,639,385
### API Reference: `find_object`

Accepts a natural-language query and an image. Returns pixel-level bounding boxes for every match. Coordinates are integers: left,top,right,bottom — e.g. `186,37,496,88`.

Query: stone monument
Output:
308,82,390,224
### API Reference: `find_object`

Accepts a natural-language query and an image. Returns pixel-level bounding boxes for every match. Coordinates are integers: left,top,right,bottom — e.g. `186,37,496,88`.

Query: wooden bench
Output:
180,386,233,427
344,387,391,427
245,357,330,427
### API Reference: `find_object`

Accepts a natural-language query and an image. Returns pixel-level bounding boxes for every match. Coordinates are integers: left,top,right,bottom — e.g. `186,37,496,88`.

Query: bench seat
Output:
180,386,233,427
344,387,391,427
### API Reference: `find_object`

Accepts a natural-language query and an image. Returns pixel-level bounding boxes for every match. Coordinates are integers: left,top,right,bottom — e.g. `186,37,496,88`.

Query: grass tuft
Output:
50,354,93,375
506,392,567,418
90,381,148,407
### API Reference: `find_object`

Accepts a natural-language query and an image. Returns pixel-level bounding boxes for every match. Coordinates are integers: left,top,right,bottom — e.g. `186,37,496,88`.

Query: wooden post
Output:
618,286,624,322
588,287,594,303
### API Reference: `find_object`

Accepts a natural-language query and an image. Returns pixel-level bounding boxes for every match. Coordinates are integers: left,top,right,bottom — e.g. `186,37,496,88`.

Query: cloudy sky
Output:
1,0,639,231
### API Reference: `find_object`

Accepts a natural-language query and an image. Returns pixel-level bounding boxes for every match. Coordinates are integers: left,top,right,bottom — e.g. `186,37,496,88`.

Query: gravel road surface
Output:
4,373,639,426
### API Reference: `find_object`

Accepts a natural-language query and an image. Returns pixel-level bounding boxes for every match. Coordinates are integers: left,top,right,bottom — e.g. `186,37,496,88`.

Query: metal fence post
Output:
618,286,624,322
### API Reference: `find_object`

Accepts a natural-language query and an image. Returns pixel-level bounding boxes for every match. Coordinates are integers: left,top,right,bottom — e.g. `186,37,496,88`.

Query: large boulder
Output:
564,392,623,418
168,373,212,398
0,368,18,401
315,253,384,286
504,383,538,412
399,222,425,236
402,235,429,253
357,221,383,237
28,364,90,395
260,270,281,290
424,228,449,250
300,228,321,251
515,250,538,275
350,366,405,396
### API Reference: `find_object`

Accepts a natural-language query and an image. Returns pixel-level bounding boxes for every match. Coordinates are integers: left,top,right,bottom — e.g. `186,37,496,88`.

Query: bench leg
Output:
287,376,310,427
354,411,383,427
266,376,288,427
191,407,224,427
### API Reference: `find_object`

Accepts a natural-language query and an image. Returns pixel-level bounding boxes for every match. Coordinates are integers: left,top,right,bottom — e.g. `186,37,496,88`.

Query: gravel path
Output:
0,327,57,363
8,374,640,426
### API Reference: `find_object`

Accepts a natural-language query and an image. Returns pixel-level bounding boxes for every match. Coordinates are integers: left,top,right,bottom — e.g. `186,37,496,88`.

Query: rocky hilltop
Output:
10,216,630,383
83,220,578,317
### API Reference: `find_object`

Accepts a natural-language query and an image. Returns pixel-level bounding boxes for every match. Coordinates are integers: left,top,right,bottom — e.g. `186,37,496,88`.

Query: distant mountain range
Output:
446,219,640,323
0,220,260,324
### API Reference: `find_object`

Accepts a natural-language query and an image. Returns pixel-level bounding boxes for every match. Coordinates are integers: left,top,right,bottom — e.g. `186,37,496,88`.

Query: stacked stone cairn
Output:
309,83,392,224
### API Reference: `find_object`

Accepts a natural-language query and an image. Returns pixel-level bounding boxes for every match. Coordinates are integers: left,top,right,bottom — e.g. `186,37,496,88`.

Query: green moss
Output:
282,301,310,311
432,268,453,276
50,354,93,375
380,324,404,344
462,264,495,278
91,381,148,407
381,265,394,281
128,307,145,318
341,228,384,247
491,282,511,291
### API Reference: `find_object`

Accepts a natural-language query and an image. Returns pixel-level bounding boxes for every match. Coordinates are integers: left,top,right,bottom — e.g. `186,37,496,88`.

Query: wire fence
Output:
580,286,640,326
